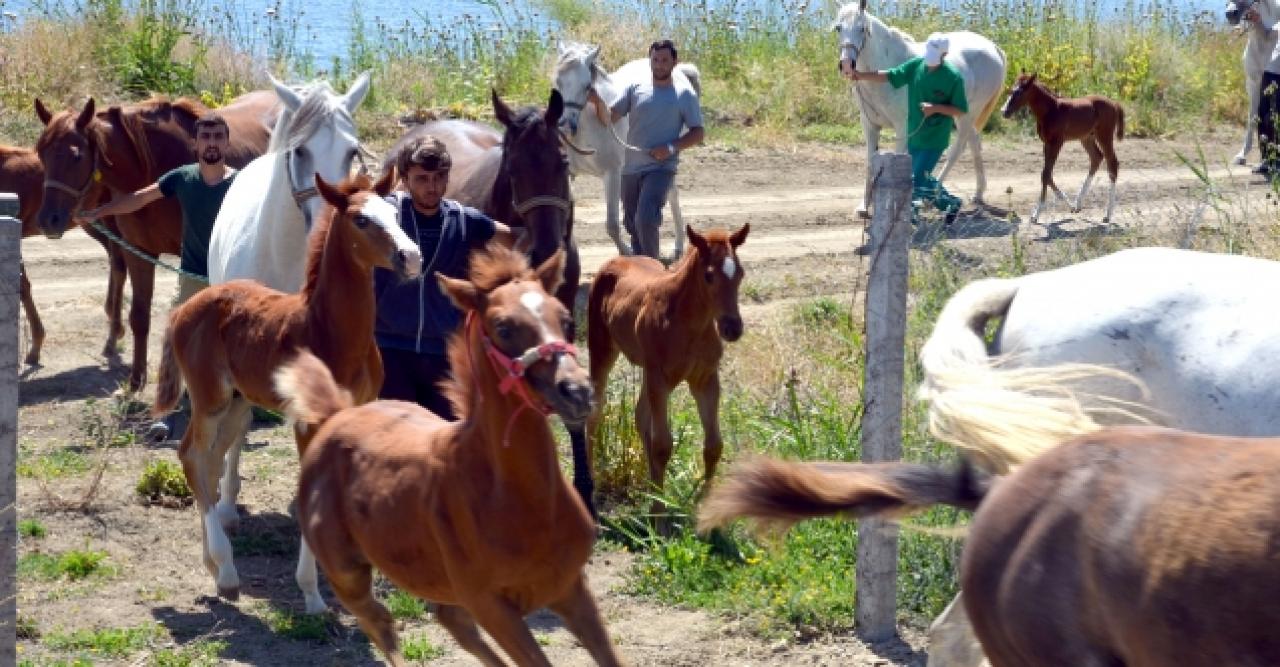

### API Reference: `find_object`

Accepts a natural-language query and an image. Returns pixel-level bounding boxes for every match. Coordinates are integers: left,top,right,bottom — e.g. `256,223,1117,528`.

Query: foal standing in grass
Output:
568,224,748,520
276,247,622,666
152,171,422,602
1001,72,1124,224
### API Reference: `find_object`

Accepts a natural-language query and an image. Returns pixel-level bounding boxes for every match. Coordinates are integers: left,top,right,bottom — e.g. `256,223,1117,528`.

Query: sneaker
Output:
146,419,170,443
1253,163,1273,176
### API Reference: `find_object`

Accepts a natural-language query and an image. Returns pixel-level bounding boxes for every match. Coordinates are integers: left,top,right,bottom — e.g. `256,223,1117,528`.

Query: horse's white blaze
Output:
722,256,737,279
296,537,326,614
521,289,554,340
204,510,239,592
361,195,423,278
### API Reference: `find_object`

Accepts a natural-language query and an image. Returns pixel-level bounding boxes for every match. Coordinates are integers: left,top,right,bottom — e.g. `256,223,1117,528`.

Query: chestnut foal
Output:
152,171,422,601
275,246,622,666
568,224,749,520
1001,72,1125,224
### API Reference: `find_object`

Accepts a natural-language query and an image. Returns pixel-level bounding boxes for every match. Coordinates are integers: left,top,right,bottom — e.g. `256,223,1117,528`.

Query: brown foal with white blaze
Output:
152,170,422,603
275,246,622,667
1001,72,1124,225
568,224,749,520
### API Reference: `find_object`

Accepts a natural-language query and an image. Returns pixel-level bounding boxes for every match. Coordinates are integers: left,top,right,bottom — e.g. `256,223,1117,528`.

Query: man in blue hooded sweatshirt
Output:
375,135,516,419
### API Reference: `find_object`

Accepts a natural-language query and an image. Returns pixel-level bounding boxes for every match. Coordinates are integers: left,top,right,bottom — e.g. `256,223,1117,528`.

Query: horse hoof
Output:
215,506,240,530
23,351,39,367
303,597,328,615
1234,155,1248,166
218,585,240,602
856,209,871,220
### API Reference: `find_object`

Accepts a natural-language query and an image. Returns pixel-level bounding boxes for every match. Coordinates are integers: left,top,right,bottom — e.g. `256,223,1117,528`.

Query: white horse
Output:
834,1,1007,217
202,71,370,530
208,71,371,293
1228,0,1279,166
552,40,701,258
920,246,1280,666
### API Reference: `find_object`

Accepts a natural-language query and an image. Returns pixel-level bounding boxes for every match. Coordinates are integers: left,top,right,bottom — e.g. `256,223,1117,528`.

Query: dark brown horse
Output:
1001,72,1124,224
33,91,278,390
569,224,749,520
384,89,581,323
152,171,420,600
0,145,124,366
275,246,621,666
701,424,1280,667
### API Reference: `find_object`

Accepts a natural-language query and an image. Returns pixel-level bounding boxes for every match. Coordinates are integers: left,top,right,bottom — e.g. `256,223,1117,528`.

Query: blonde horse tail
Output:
151,326,183,418
975,87,1002,135
917,277,1148,473
274,350,354,432
698,456,988,535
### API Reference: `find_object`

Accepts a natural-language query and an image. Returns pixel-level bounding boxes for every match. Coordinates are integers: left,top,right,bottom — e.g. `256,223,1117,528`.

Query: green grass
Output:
386,589,428,620
401,634,446,661
136,459,192,503
42,622,163,658
261,605,330,642
19,547,114,582
17,448,91,480
19,519,47,539
149,639,229,667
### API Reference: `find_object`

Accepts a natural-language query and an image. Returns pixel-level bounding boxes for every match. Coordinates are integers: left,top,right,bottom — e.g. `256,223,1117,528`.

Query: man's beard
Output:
652,69,673,83
200,148,222,165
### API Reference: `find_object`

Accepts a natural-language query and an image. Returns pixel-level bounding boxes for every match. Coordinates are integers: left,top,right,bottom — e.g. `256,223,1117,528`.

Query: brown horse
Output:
701,424,1280,667
34,91,278,390
384,89,582,323
151,171,422,600
275,246,622,667
0,145,125,366
569,224,750,520
1001,72,1124,225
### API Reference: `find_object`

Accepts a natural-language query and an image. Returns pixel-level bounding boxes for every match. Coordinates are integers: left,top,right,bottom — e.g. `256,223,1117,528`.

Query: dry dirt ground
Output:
14,127,1271,666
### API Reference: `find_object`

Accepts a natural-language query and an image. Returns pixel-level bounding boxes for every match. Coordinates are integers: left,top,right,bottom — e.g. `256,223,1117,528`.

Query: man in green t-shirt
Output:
76,112,237,440
843,33,968,223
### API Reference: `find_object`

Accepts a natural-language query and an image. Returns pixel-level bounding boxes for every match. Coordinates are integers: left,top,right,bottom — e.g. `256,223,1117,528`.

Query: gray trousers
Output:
621,169,676,259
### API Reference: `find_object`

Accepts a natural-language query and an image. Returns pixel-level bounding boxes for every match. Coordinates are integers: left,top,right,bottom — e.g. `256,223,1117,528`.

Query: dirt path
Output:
14,128,1263,666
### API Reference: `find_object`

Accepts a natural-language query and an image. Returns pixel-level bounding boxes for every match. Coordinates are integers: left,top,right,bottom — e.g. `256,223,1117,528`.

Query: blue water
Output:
0,0,1222,67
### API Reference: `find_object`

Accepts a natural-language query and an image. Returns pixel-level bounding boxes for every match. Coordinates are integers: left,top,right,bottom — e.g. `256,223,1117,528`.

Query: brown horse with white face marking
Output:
151,171,422,602
275,246,621,667
568,224,749,520
1001,72,1124,225
34,91,278,390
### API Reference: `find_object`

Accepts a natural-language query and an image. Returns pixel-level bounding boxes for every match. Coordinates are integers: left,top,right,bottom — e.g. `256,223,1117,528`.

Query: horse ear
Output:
686,224,711,256
269,72,303,111
545,89,565,128
34,98,52,126
315,173,346,209
374,165,395,197
492,89,515,128
75,98,96,131
729,222,750,248
1029,72,1038,83
438,273,481,312
343,70,372,114
534,249,565,296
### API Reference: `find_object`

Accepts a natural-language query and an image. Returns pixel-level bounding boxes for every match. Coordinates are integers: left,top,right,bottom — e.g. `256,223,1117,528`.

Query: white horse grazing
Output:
208,71,371,293
202,71,370,529
834,1,1007,217
919,246,1280,666
553,40,701,258
1227,0,1279,165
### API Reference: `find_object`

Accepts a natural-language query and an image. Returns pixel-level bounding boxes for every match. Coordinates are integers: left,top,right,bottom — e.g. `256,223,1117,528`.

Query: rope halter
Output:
43,153,101,201
513,195,573,218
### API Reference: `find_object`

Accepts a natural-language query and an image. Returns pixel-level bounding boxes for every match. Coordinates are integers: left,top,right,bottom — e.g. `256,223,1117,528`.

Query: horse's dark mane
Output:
301,174,375,299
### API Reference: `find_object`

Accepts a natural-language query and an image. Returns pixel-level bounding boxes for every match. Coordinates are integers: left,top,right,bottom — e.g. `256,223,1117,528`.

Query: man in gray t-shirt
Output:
590,39,704,259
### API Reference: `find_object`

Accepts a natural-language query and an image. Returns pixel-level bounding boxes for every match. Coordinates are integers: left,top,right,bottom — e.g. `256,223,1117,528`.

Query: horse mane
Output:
444,245,536,419
837,3,917,46
269,81,353,153
300,173,375,298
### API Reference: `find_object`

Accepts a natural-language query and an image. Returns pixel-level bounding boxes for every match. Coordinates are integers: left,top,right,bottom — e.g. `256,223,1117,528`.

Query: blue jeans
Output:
621,170,676,258
910,148,961,213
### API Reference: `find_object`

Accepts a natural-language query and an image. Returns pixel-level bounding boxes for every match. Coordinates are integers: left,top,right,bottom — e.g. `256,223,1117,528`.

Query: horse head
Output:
493,88,573,269
268,71,371,231
1226,0,1258,25
1002,72,1038,119
439,246,591,424
33,98,110,239
554,40,603,134
314,168,423,281
834,0,872,71
686,223,750,342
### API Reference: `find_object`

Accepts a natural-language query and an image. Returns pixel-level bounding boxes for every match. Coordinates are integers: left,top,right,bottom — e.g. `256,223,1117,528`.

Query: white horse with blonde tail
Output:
1226,0,1279,165
834,1,1006,217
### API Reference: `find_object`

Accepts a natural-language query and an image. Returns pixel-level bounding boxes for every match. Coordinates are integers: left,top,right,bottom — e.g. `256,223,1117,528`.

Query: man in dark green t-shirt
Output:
844,33,968,222
76,112,237,439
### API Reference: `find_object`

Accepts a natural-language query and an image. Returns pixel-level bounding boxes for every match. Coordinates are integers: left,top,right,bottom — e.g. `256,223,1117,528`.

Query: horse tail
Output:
1116,104,1126,142
974,89,1002,135
152,324,184,418
678,63,703,97
274,350,353,433
917,277,1147,473
698,456,989,534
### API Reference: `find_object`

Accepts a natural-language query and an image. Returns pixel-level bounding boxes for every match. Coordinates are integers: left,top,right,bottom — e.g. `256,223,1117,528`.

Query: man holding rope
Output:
76,112,237,441
587,39,704,259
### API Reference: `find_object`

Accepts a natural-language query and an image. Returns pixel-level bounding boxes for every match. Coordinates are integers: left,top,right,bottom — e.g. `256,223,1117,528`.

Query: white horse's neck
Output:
860,13,921,72
260,150,308,292
591,63,623,104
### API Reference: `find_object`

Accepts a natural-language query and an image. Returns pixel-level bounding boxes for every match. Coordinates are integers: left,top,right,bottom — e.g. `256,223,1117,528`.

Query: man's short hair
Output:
398,134,451,176
649,39,678,60
194,112,229,138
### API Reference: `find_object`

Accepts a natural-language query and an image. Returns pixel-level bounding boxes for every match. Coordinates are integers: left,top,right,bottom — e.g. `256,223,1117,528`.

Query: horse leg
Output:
640,372,675,525
122,254,156,392
547,575,623,667
295,534,327,614
1073,136,1104,213
213,397,251,529
858,117,881,218
178,401,240,599
1239,72,1260,165
668,182,685,259
1030,140,1066,225
688,371,723,490
578,296,622,519
464,595,552,666
603,167,628,256
85,220,127,357
324,558,406,667
934,122,971,201
435,604,507,666
968,123,989,206
19,264,44,366
1098,131,1121,224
